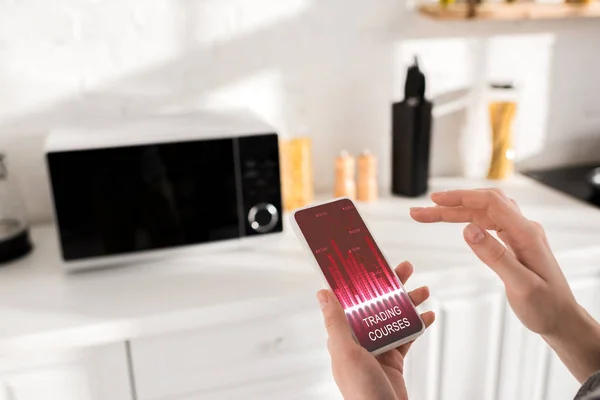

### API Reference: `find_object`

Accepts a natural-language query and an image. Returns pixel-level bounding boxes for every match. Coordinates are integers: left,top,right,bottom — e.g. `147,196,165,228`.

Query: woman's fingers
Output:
415,189,549,276
376,348,406,373
317,290,357,355
429,190,533,244
421,310,435,328
397,264,432,307
463,223,544,286
393,265,434,358
410,206,496,229
395,261,414,285
410,206,473,223
408,286,430,307
431,189,511,208
398,263,431,306
400,287,433,358
398,311,436,357
510,198,521,213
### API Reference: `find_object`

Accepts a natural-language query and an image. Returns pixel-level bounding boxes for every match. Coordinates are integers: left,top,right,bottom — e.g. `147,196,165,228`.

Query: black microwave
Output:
45,112,283,270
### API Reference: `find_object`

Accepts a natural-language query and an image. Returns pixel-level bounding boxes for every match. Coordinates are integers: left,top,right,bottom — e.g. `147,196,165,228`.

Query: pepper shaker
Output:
357,150,378,202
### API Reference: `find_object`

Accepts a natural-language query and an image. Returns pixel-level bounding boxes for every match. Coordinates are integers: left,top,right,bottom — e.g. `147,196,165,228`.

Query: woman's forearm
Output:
543,304,600,383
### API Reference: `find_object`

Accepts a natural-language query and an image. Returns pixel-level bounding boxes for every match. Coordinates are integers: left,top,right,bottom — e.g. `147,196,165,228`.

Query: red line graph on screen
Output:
326,234,403,310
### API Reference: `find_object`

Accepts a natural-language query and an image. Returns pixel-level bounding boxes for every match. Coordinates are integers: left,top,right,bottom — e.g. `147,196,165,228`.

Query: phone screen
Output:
294,198,423,352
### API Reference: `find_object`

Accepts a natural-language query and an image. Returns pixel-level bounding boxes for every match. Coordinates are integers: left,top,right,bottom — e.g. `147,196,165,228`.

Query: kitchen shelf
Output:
418,2,600,20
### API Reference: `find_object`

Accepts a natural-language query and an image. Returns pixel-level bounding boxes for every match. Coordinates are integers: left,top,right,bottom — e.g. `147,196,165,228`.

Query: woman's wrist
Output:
543,303,600,383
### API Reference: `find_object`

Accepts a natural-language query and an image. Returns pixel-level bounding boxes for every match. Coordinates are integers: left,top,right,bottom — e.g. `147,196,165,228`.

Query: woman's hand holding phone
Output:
317,261,435,400
410,188,600,383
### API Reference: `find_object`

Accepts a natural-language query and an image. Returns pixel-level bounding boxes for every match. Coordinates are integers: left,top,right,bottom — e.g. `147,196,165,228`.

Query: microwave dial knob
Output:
248,203,279,233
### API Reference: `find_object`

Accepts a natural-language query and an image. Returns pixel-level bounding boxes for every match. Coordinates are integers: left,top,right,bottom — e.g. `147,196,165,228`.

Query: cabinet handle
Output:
259,336,285,354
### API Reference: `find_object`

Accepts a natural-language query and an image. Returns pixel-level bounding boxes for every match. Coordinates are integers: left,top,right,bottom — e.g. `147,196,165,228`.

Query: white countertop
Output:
1,177,600,355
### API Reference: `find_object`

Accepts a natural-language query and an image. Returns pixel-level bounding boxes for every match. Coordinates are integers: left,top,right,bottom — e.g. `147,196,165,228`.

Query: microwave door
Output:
48,138,242,261
90,147,186,255
158,138,241,244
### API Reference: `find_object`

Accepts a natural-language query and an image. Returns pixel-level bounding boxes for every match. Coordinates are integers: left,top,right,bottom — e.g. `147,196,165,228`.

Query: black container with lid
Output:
0,153,32,264
391,57,433,197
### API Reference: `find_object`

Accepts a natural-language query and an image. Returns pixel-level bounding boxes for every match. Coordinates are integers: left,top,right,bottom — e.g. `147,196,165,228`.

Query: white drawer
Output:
162,368,341,400
1,366,93,400
130,308,329,400
0,344,132,400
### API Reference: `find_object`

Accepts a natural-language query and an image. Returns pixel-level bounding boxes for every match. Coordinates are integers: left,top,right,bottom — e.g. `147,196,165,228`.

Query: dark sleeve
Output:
574,371,600,400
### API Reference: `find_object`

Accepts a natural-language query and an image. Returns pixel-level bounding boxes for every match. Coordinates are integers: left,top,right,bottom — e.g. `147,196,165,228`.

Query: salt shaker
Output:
334,151,356,199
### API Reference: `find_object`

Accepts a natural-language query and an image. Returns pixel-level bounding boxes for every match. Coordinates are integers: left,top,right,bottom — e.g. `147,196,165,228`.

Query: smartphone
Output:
291,198,425,355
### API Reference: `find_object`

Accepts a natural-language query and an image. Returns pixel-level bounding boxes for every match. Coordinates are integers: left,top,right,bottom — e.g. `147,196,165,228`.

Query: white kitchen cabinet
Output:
0,343,132,400
130,309,330,400
158,369,341,400
437,293,504,400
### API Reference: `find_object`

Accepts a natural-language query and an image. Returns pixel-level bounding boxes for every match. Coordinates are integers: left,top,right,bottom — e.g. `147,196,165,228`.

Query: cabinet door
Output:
0,343,132,400
498,275,600,400
403,298,443,400
405,290,505,400
497,305,550,400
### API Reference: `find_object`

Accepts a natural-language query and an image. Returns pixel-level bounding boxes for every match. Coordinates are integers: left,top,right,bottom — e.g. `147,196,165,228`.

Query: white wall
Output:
1,0,599,223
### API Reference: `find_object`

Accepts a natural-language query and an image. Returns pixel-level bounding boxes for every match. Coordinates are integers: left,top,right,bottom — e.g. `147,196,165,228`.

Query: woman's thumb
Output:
317,290,356,351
